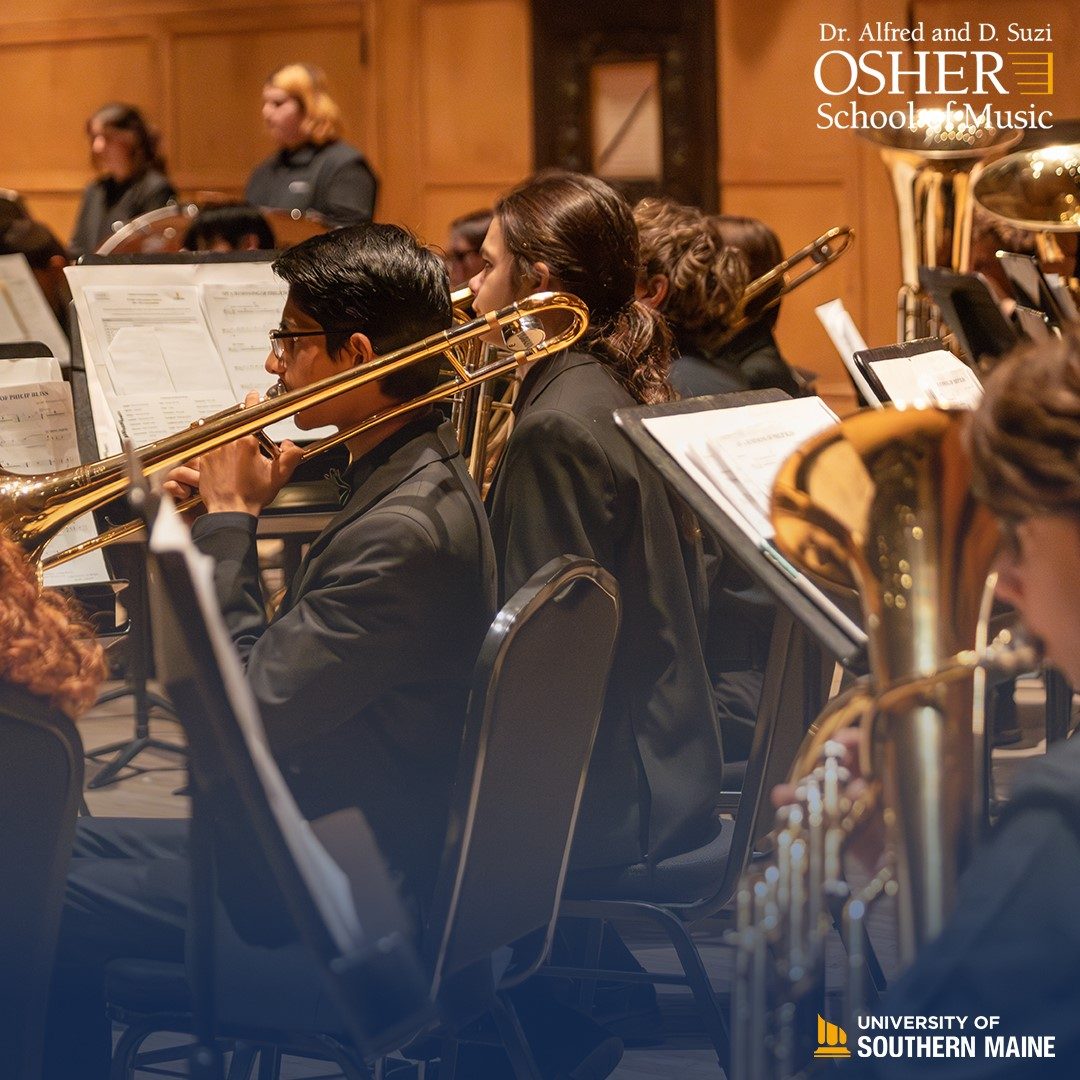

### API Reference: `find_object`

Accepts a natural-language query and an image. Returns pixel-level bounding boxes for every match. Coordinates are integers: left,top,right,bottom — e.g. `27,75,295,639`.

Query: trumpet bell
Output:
973,143,1080,232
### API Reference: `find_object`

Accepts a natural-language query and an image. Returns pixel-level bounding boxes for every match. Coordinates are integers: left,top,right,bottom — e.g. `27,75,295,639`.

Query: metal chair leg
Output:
491,994,544,1080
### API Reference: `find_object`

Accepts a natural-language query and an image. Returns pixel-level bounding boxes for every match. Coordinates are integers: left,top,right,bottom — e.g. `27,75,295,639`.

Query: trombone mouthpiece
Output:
502,315,546,352
264,381,288,400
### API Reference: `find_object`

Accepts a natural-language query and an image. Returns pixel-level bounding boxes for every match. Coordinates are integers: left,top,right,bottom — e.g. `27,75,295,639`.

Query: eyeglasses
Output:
268,327,351,361
447,247,479,265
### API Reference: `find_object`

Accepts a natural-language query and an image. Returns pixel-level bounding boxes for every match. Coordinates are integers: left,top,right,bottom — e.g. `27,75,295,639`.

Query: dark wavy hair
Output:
968,323,1080,519
0,535,105,719
272,223,452,402
87,102,165,175
495,171,675,405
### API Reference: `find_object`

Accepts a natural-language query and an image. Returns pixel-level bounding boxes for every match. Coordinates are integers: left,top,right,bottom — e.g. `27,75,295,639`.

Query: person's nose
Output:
92,135,106,156
993,554,1023,609
266,349,284,376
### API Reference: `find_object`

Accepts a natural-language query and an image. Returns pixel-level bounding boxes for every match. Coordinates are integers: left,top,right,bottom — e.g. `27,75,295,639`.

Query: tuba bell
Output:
864,108,1021,340
729,406,1037,1078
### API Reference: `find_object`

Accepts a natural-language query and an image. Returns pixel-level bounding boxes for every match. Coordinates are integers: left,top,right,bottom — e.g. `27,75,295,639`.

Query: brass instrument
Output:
729,407,1038,1078
446,286,519,488
718,226,855,346
973,142,1080,272
865,108,1021,340
2,292,588,570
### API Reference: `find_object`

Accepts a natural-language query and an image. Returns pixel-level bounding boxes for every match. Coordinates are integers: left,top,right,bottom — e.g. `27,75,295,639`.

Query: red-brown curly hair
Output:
0,534,106,718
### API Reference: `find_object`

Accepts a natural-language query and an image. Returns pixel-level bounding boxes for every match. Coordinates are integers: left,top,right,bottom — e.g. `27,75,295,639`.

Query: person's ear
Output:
341,331,375,367
239,233,261,251
636,273,669,311
531,260,553,292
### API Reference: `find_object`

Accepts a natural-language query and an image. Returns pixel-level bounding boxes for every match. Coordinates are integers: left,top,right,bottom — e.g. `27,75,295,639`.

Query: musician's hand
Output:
770,726,887,878
163,463,201,503
192,392,304,516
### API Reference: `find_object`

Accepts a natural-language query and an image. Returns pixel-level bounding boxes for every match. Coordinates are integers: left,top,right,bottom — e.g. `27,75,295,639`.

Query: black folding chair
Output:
0,685,85,1080
106,481,621,1079
552,606,825,1070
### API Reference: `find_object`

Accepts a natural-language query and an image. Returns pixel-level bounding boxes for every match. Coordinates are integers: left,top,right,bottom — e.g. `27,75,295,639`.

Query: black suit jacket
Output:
192,415,496,905
69,169,176,258
487,350,724,869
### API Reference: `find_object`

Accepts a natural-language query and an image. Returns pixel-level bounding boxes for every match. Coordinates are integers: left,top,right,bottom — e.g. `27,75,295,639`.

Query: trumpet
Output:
716,225,854,346
1,291,588,571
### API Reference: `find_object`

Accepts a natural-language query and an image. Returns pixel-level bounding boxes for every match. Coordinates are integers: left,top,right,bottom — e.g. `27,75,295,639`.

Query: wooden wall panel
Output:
170,20,371,192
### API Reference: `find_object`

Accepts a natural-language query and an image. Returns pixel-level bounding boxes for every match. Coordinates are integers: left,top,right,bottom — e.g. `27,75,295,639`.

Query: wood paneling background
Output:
1,0,1076,401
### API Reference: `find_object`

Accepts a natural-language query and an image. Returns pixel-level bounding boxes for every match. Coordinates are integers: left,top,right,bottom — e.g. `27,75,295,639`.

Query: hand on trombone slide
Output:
163,390,305,518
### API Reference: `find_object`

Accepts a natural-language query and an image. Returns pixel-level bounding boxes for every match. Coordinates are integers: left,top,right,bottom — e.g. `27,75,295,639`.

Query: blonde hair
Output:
268,63,343,146
634,197,748,354
0,535,105,719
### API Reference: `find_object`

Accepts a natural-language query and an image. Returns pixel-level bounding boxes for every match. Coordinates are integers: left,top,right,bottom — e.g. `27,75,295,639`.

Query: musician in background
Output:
0,218,72,331
634,196,748,394
44,224,496,1080
711,214,802,396
838,326,1080,1078
471,171,725,875
182,201,275,252
246,63,377,226
445,207,492,288
69,103,176,258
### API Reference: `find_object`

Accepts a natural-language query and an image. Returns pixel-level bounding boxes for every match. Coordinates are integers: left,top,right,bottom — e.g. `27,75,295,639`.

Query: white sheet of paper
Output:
0,254,70,364
0,355,63,386
868,356,928,408
815,298,878,408
0,379,109,584
200,281,290,399
911,350,984,409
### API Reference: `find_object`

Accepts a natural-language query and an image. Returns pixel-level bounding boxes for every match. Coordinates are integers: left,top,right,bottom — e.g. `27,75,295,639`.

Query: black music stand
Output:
614,389,867,670
850,336,945,407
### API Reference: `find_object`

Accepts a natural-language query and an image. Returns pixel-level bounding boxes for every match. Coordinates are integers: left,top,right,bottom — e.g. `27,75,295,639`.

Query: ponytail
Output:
586,299,676,405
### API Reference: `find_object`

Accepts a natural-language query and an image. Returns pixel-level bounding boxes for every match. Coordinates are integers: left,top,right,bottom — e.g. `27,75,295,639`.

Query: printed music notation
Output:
69,265,331,455
0,373,109,586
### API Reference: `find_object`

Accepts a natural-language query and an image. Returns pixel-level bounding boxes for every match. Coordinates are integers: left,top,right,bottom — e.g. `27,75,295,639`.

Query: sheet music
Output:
67,263,330,456
641,398,864,646
869,348,983,410
0,378,109,586
0,254,71,365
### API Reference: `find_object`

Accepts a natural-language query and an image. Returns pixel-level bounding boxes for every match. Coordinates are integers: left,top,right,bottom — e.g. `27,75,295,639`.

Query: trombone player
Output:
44,223,498,1080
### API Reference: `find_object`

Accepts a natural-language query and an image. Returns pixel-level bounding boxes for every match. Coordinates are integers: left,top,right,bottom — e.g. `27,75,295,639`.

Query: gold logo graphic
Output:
815,1015,851,1059
1008,52,1054,94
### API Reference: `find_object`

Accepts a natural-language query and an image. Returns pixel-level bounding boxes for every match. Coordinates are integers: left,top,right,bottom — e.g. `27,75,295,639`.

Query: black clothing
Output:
69,169,176,258
245,140,377,225
45,416,496,1080
862,732,1080,1079
487,350,724,870
669,324,800,399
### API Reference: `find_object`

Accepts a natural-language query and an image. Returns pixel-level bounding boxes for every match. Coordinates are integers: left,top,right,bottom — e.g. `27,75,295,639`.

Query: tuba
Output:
729,406,1036,1078
864,108,1020,340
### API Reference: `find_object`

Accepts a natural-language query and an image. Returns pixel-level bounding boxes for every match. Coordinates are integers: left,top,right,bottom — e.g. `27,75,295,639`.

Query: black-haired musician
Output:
45,223,496,1080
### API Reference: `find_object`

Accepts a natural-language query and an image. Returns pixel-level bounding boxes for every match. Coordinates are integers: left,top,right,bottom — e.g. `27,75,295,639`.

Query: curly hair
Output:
634,197,748,354
968,324,1080,519
496,171,675,405
0,535,105,719
268,63,344,146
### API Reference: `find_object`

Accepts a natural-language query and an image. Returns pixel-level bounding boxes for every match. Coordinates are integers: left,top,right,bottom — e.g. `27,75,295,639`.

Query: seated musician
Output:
470,171,726,874
182,201,275,252
44,224,497,1080
634,196,749,395
445,207,493,289
837,326,1080,1078
69,103,177,259
0,218,72,330
246,63,377,226
0,532,105,723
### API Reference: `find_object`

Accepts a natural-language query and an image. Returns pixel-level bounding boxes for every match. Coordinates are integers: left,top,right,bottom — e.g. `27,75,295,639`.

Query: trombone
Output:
717,225,854,346
1,291,588,571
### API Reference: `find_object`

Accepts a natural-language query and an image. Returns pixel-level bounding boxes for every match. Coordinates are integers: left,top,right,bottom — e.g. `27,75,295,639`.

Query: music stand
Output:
918,267,1019,365
614,389,867,671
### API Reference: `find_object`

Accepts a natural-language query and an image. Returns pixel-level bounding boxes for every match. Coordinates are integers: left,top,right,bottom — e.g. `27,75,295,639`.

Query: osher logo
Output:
816,1015,852,1059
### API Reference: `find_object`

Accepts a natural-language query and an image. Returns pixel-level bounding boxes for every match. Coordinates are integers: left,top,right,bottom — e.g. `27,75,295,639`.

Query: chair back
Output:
428,556,620,994
0,685,84,1079
143,494,433,1057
